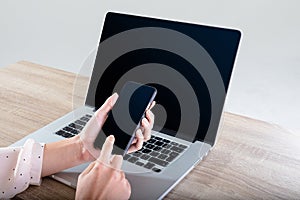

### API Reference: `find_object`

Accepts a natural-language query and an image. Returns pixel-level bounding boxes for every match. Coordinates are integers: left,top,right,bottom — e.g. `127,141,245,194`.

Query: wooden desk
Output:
1,61,300,199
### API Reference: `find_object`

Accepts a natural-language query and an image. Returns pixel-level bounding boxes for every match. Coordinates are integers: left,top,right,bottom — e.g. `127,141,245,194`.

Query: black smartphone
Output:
94,81,157,156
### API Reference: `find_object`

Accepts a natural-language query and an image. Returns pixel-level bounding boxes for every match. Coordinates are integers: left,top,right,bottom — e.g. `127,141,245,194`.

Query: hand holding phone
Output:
94,81,157,156
126,101,156,153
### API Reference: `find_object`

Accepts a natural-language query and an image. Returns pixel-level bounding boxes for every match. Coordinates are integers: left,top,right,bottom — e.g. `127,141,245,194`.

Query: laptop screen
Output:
85,12,241,145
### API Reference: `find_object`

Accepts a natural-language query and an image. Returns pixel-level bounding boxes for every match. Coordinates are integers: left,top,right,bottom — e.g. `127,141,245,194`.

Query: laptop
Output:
11,12,241,199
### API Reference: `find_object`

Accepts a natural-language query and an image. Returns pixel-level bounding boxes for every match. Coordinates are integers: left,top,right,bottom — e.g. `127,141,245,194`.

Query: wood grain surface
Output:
1,61,299,199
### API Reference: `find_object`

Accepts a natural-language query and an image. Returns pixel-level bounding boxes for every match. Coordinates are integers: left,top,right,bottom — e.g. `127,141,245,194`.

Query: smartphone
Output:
94,81,157,156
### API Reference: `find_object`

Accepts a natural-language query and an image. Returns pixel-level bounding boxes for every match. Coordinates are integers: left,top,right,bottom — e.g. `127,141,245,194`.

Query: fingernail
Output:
110,93,118,106
142,118,149,126
108,135,115,142
150,101,156,109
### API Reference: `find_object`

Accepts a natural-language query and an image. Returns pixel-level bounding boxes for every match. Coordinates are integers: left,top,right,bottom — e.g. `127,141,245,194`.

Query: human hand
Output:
127,101,155,153
79,93,119,161
76,135,131,200
79,93,155,161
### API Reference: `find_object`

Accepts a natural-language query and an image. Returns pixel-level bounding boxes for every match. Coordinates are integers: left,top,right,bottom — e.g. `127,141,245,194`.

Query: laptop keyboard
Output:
124,135,188,172
54,114,92,138
55,114,188,173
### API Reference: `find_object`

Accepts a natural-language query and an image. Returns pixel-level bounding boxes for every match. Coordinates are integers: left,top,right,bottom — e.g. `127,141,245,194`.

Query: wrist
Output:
73,135,94,163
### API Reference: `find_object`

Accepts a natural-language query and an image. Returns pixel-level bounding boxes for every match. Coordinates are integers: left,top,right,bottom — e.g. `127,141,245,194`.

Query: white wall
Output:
1,0,299,133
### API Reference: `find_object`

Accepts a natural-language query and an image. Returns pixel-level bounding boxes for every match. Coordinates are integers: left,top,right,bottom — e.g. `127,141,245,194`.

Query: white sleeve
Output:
0,139,45,199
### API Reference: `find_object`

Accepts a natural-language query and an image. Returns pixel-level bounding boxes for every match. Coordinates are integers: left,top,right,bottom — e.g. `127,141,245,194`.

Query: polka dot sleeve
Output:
0,139,45,199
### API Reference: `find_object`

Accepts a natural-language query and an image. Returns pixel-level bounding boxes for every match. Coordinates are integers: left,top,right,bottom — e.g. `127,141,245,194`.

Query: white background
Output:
0,0,299,133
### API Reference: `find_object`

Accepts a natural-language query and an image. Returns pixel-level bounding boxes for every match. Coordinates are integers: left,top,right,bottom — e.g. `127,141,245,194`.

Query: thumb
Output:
95,93,118,123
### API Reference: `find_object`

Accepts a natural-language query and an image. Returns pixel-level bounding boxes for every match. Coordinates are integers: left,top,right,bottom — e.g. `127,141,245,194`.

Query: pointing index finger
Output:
98,135,115,164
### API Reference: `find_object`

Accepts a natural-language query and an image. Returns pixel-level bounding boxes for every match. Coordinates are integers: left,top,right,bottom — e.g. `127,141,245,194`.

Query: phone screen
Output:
94,81,157,155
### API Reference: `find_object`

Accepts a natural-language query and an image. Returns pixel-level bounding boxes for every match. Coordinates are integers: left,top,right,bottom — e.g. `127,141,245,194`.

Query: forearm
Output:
42,135,87,177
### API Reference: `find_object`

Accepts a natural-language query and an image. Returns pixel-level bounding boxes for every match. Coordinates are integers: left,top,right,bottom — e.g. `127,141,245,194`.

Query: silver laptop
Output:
11,12,241,199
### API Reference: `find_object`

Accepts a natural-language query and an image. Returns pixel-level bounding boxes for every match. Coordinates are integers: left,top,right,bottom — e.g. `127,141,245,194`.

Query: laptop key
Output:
179,144,188,149
170,146,184,153
148,157,168,167
69,123,76,128
80,117,90,122
170,141,179,146
143,142,148,146
162,139,170,143
124,154,131,160
63,127,73,132
140,154,150,160
155,141,164,146
71,123,79,128
144,162,155,169
142,148,151,154
162,143,172,148
62,132,73,138
153,146,162,151
85,114,92,118
154,136,162,141
161,149,171,155
133,152,142,157
170,151,179,158
69,128,79,135
166,156,176,162
138,147,145,152
158,154,168,160
150,151,159,157
135,161,144,166
55,130,65,136
75,120,86,126
128,156,139,163
146,144,155,149
148,138,156,144
75,126,84,131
